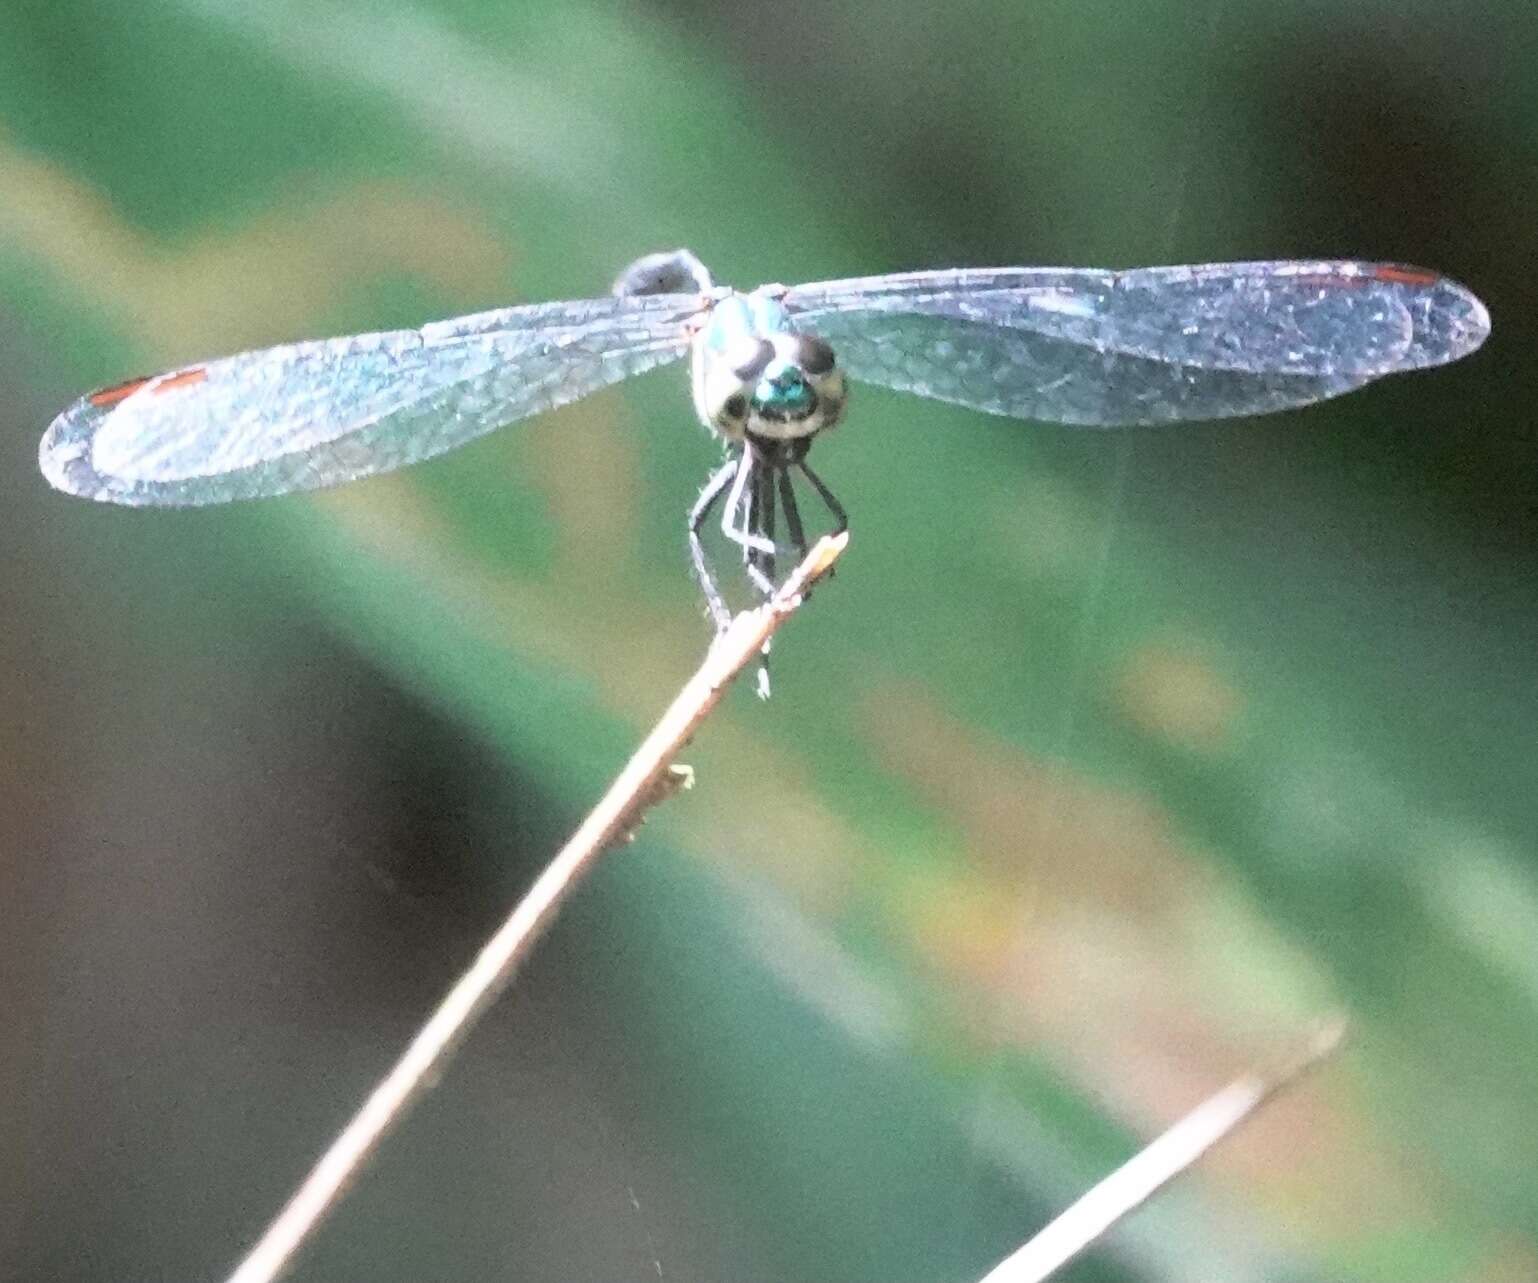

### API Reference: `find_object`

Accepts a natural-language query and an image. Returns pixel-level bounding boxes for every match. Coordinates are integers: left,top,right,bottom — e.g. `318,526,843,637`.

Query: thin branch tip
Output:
1307,1012,1350,1059
778,530,848,602
1246,1014,1350,1098
976,1015,1349,1283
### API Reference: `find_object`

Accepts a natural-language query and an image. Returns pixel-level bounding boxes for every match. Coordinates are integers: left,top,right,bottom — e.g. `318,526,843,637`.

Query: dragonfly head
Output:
694,330,846,443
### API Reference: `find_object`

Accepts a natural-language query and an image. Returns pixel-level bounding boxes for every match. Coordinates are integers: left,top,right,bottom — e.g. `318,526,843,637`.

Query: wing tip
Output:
38,370,236,507
38,393,163,506
38,398,99,499
1445,276,1492,360
1406,266,1491,365
1357,262,1489,367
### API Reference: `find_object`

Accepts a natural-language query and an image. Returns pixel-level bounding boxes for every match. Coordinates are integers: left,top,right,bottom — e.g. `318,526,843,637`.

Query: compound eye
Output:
797,335,836,375
729,339,775,383
722,393,749,421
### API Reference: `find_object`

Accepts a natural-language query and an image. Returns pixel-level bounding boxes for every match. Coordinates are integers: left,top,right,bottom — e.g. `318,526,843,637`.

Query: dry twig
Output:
976,1017,1348,1283
225,532,848,1283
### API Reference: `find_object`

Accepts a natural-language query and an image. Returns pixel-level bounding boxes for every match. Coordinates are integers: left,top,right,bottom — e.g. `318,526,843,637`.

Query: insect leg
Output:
793,456,848,534
722,443,775,558
689,455,739,632
747,465,779,697
776,466,808,562
744,463,777,598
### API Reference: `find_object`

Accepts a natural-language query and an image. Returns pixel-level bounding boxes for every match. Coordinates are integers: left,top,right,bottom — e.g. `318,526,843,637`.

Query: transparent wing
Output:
41,293,702,506
783,261,1489,425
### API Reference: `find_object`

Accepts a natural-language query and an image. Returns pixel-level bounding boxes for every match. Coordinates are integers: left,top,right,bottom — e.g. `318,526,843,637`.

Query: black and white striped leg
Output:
744,463,782,697
721,444,776,562
744,461,779,598
689,456,739,633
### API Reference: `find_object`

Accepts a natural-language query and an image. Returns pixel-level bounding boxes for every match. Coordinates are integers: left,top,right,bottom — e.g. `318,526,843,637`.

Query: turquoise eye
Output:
754,369,815,417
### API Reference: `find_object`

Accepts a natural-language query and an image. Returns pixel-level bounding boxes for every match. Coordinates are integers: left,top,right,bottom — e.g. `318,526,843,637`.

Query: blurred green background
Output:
1,2,1533,1280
